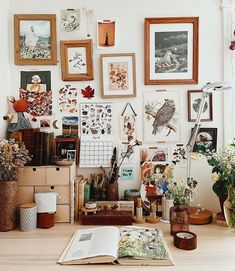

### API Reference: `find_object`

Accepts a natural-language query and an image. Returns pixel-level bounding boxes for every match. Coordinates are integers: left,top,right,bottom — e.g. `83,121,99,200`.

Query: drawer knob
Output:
33,168,37,172
51,186,54,190
56,168,60,171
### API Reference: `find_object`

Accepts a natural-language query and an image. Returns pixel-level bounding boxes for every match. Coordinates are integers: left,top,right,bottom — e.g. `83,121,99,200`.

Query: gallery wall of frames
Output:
2,0,225,212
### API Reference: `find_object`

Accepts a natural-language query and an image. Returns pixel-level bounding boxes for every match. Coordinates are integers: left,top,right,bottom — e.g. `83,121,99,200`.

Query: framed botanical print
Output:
100,53,136,98
60,39,94,81
193,128,217,153
14,14,57,65
188,90,213,122
144,17,199,85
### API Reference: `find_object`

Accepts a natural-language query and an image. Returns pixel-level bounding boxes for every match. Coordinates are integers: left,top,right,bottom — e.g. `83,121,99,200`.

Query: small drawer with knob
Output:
46,167,70,185
18,167,46,185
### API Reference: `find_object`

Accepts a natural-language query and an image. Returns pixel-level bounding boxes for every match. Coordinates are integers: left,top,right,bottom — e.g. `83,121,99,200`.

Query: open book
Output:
57,226,173,266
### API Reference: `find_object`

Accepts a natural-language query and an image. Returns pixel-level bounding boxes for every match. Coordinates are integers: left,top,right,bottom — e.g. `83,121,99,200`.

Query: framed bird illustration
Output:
144,90,180,142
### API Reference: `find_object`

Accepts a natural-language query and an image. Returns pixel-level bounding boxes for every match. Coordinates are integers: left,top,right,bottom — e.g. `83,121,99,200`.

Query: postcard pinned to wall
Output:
20,71,52,116
61,9,80,32
144,91,180,142
121,167,134,181
58,85,78,114
140,146,170,165
62,116,79,137
171,143,187,167
80,103,112,136
97,20,115,48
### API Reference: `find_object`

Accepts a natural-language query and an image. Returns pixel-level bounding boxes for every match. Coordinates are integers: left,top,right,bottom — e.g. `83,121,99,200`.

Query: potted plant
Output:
202,142,235,230
0,139,31,231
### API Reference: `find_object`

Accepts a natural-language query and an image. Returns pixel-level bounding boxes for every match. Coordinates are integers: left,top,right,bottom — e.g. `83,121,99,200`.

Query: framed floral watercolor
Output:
143,90,180,142
188,90,213,122
193,128,217,153
60,39,94,81
100,53,136,98
144,17,199,85
14,14,57,65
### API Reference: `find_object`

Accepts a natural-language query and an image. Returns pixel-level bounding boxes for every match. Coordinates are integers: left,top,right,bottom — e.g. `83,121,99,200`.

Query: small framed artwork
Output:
144,17,199,85
100,53,136,98
188,90,213,122
14,14,57,65
193,128,217,152
61,9,80,32
67,150,76,161
97,20,115,48
60,39,94,81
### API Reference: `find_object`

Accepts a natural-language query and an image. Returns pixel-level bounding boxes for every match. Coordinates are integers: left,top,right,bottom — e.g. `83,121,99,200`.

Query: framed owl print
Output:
143,90,180,142
144,17,199,85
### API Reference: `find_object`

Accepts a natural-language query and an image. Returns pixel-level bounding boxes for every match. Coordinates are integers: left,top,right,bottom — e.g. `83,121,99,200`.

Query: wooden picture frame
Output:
60,39,93,81
100,53,136,98
14,14,57,65
192,128,217,153
144,17,199,85
188,90,213,122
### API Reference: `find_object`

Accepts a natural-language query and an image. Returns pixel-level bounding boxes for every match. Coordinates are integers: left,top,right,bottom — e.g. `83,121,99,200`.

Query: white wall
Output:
0,0,10,138
8,0,225,212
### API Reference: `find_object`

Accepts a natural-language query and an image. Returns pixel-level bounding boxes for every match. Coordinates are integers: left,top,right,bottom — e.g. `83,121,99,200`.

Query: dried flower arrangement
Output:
0,139,31,181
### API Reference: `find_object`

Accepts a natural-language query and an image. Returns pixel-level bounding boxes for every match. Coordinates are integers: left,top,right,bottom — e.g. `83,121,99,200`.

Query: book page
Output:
118,226,170,261
62,226,119,262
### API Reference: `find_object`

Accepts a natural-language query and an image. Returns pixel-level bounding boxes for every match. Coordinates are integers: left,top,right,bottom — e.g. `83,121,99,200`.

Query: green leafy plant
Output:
201,142,235,196
0,139,31,181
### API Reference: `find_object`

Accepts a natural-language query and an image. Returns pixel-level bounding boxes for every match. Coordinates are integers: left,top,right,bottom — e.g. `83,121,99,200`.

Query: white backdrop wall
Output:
0,0,10,138
7,0,225,212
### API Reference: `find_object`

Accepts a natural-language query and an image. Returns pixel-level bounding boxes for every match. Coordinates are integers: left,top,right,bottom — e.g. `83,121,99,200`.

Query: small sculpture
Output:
3,96,36,132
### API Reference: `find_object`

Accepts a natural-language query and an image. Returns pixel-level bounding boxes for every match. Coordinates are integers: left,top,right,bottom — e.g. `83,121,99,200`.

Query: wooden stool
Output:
81,207,97,216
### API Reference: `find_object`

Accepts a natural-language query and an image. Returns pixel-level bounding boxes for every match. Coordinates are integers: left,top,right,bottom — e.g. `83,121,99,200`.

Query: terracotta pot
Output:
0,180,18,231
106,183,119,201
170,204,189,236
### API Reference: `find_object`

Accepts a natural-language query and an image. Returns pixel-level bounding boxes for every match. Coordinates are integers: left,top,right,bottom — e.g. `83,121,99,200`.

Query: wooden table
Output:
0,222,235,271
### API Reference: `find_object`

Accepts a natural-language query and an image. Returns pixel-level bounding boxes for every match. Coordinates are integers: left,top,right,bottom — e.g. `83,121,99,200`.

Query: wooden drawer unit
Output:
18,167,46,185
18,163,76,223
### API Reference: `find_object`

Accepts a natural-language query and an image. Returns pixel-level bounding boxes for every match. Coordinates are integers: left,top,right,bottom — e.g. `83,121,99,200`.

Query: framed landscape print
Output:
143,90,180,142
60,39,94,81
188,90,213,122
100,53,136,98
193,128,217,153
14,14,57,65
144,17,199,85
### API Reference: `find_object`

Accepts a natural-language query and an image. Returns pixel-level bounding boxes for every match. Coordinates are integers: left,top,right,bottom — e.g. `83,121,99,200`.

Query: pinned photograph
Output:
14,14,57,65
140,147,169,165
40,118,51,128
97,20,115,48
67,150,76,161
62,116,79,137
61,9,80,32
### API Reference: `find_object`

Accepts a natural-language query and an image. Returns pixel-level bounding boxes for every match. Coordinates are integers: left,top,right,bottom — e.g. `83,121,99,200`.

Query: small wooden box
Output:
81,211,133,225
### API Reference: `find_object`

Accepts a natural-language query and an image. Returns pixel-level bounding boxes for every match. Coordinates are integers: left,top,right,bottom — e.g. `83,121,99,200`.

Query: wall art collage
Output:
13,10,217,175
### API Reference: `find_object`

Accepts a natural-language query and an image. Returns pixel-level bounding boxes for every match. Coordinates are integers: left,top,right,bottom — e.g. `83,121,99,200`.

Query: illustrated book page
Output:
117,226,173,266
57,226,119,264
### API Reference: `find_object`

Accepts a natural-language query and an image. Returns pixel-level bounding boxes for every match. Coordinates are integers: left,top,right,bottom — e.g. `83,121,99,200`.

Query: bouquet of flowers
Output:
203,142,235,196
0,139,31,181
165,178,197,206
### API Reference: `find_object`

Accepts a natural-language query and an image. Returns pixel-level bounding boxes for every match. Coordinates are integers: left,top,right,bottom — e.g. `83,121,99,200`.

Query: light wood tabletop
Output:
0,222,235,271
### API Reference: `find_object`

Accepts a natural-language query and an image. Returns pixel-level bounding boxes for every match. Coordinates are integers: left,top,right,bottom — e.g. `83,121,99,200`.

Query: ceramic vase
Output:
162,197,174,222
0,180,18,231
106,183,119,201
224,187,235,231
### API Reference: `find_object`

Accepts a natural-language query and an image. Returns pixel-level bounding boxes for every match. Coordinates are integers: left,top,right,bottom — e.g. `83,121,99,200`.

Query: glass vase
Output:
224,187,235,231
170,204,189,236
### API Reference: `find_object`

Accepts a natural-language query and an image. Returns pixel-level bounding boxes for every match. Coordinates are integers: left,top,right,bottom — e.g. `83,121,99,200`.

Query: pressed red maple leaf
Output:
81,85,94,99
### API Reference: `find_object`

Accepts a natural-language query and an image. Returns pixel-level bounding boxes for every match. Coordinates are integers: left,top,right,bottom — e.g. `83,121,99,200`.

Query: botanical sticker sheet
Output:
80,103,112,136
144,91,180,142
58,85,78,114
171,143,187,167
